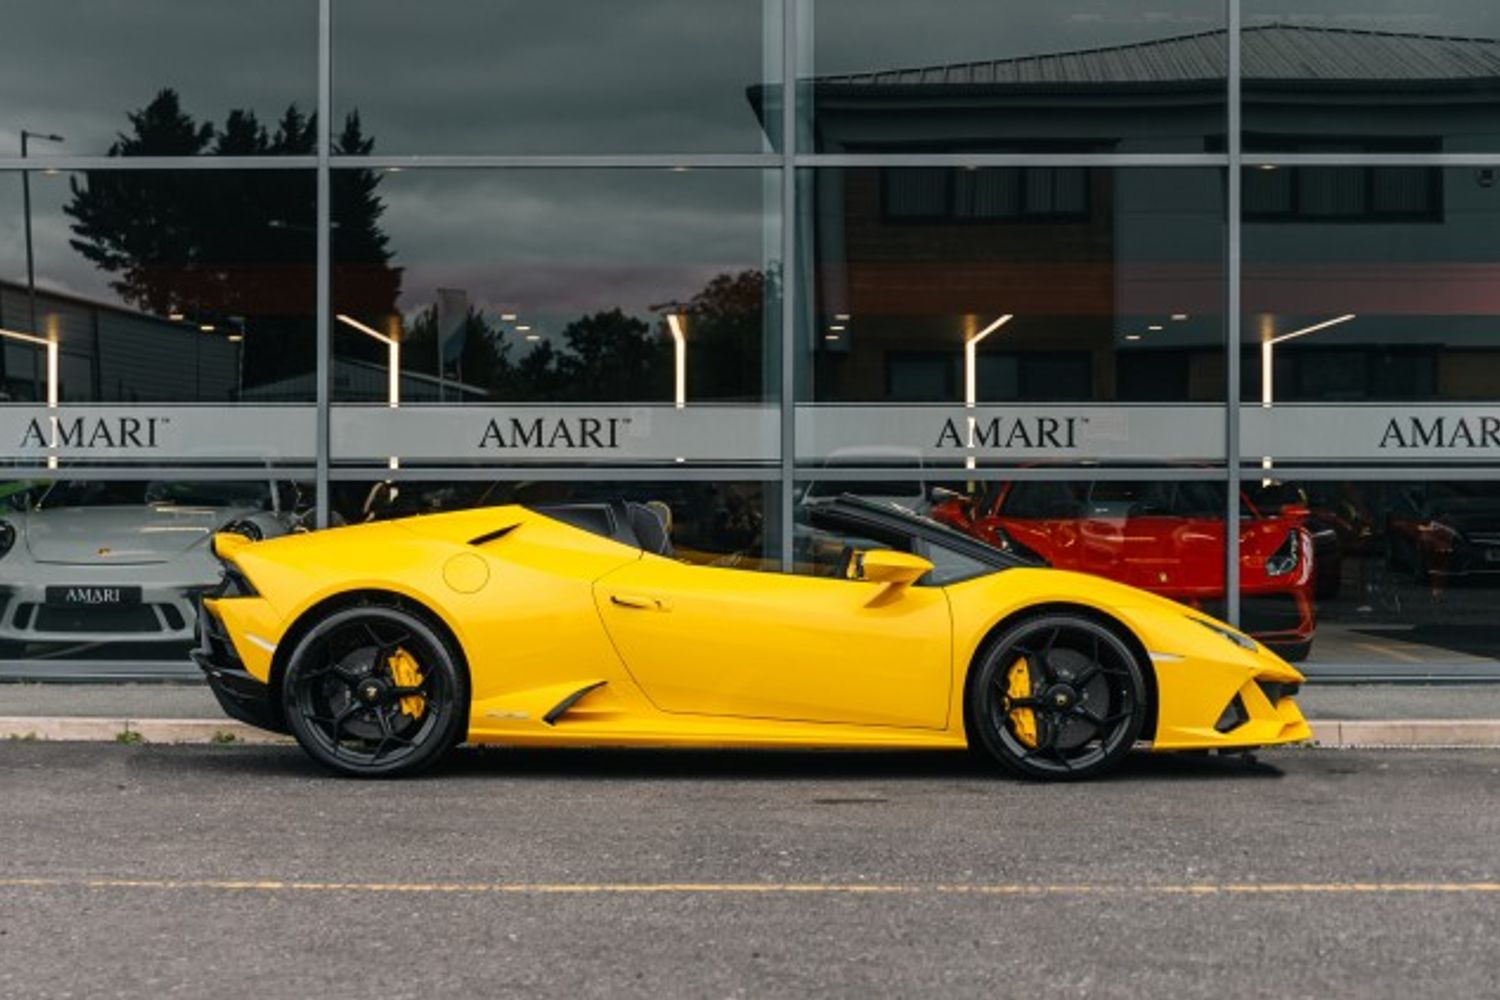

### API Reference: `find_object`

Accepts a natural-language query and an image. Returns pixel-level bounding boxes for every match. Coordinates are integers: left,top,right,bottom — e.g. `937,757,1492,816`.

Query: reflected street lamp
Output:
1259,313,1356,481
963,314,1014,470
336,314,400,470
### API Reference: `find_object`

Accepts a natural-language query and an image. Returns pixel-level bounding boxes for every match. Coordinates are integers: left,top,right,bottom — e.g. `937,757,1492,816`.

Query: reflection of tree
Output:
394,269,769,403
678,268,771,402
63,89,399,393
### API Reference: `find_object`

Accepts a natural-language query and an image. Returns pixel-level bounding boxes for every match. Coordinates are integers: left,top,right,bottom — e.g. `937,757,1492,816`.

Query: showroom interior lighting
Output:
0,326,59,468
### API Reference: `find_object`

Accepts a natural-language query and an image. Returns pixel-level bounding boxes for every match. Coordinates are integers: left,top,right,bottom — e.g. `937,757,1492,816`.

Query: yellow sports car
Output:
194,495,1310,780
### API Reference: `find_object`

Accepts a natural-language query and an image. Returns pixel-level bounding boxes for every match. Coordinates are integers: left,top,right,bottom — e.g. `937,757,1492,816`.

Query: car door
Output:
593,519,952,729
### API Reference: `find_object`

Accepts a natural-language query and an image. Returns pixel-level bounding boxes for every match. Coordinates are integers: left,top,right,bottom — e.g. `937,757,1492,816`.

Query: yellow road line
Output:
2,877,1499,897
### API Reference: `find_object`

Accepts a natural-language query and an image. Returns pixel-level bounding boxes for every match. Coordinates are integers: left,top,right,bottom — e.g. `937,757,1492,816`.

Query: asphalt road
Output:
3,744,1500,999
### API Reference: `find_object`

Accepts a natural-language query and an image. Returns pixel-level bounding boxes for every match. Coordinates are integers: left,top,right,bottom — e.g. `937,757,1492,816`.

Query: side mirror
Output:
850,549,933,587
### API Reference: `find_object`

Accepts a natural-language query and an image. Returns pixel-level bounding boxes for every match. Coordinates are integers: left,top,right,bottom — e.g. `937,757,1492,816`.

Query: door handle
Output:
610,593,669,611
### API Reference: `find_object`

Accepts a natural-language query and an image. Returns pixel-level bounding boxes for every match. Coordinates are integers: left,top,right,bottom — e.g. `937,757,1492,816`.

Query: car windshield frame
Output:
807,493,1040,574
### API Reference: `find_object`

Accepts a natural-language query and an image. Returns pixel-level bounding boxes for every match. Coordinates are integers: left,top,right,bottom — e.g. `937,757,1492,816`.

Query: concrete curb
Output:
1309,720,1500,748
0,716,292,746
4,716,1500,749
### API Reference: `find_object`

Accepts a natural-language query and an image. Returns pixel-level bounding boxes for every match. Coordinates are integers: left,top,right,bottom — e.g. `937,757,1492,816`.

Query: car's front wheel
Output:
967,614,1148,781
281,604,467,777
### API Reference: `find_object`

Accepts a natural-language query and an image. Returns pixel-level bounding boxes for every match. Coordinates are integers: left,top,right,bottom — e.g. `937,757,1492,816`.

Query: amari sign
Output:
2,407,315,462
3,403,1497,466
796,405,1226,463
333,405,780,463
1240,406,1500,461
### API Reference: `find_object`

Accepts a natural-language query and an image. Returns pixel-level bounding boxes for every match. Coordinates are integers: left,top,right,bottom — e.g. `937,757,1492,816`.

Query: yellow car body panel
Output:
201,504,1311,755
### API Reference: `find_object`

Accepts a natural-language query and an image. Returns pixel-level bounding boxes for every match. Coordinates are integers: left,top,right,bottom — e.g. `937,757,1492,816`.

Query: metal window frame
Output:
5,0,1500,607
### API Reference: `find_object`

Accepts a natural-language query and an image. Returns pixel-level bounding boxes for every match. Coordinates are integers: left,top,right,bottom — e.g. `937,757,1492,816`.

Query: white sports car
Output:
0,480,300,646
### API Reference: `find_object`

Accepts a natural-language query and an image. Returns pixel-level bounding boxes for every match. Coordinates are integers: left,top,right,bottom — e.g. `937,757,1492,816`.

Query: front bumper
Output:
191,601,285,734
1147,640,1313,751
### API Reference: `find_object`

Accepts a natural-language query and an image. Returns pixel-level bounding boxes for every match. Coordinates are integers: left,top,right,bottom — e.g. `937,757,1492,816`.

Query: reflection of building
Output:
0,280,241,403
803,25,1500,154
762,25,1500,404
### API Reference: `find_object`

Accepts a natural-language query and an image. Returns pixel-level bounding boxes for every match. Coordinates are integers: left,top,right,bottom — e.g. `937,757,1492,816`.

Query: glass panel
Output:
0,475,314,677
331,479,779,571
803,0,1226,153
330,168,780,468
0,169,317,466
797,167,1225,468
1,1,317,158
1241,166,1500,465
1244,2,1500,153
334,0,783,155
1241,478,1500,679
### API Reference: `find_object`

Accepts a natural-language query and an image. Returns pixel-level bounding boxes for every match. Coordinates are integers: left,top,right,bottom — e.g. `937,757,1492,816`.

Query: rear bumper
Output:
192,602,284,734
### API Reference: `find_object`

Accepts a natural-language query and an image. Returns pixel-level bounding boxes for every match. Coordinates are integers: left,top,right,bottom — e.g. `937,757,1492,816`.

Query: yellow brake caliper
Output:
1005,656,1039,749
387,648,426,719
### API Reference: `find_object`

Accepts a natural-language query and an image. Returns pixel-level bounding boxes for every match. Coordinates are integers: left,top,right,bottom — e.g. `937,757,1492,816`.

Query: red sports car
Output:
931,481,1316,660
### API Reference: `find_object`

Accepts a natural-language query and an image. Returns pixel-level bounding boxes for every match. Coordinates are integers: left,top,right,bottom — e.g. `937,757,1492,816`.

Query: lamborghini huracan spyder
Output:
195,496,1310,780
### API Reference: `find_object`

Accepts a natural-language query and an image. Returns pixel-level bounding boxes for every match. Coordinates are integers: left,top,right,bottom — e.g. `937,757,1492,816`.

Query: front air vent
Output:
1214,693,1250,733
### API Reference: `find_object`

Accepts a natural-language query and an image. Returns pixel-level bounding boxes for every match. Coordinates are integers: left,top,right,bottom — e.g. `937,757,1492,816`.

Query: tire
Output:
281,604,468,777
966,614,1148,781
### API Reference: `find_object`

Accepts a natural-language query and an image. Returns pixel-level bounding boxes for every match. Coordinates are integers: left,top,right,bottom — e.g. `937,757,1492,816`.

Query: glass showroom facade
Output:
3,0,1500,678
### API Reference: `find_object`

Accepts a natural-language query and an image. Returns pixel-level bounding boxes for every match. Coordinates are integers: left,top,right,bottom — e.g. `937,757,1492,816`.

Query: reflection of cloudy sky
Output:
0,168,777,329
335,0,778,154
1,0,777,158
0,0,316,158
358,169,778,325
809,1,1223,74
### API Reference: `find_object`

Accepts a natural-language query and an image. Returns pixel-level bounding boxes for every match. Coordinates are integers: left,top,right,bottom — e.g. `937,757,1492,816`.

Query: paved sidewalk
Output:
4,680,1500,747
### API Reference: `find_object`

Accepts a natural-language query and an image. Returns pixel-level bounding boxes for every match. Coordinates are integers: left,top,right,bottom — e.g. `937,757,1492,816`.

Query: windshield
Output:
38,481,272,510
832,493,1018,558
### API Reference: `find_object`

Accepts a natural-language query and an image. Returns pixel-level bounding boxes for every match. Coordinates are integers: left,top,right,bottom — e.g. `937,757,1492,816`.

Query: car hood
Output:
21,504,254,565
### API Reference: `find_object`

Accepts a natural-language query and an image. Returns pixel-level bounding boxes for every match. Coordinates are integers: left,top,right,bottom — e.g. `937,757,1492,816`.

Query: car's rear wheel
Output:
281,605,467,777
967,614,1148,781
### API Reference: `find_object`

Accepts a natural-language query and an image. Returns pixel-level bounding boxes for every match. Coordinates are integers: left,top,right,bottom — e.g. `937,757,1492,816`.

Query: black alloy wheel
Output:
967,614,1148,781
281,605,467,777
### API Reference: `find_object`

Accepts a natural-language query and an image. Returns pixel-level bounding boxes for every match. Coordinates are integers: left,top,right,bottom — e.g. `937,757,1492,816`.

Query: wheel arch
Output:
268,588,472,718
961,602,1159,745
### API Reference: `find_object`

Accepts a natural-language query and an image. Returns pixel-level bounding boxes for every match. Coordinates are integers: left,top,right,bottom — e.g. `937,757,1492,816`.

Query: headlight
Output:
1194,617,1257,652
0,520,13,558
1264,530,1300,577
